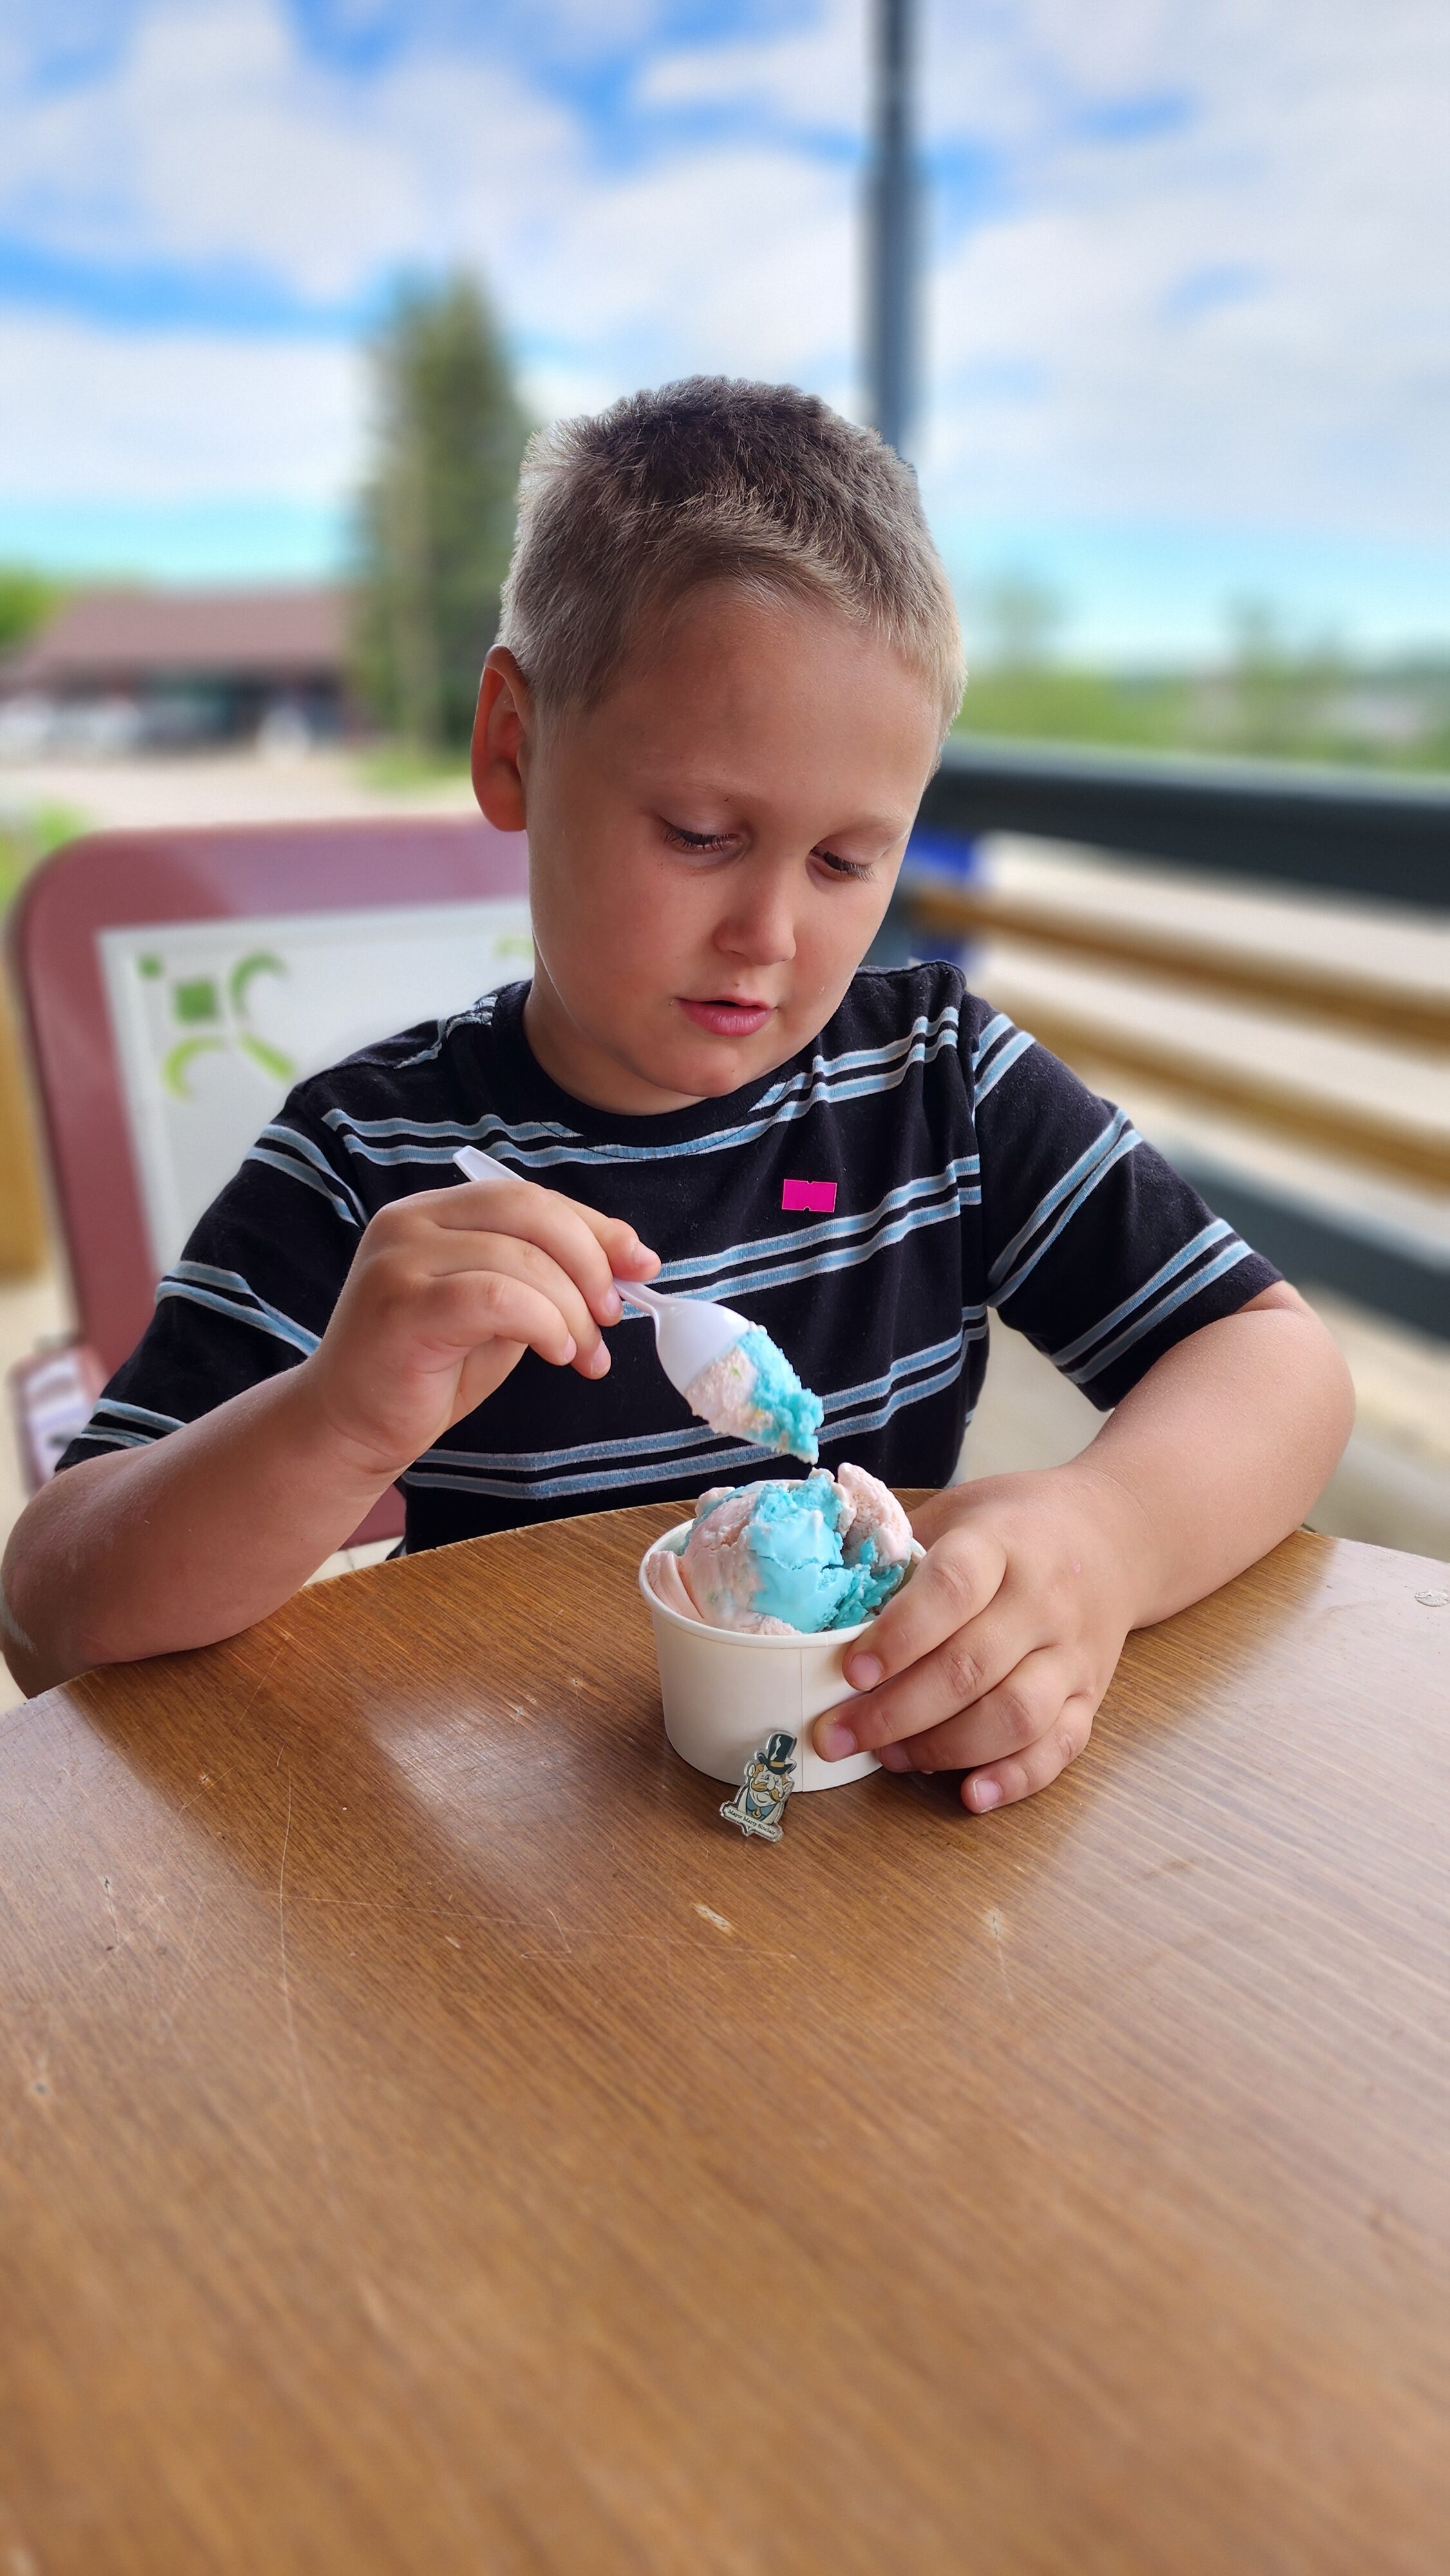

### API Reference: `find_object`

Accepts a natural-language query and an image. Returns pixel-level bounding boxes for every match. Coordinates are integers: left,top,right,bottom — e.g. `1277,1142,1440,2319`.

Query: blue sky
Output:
1,0,1447,660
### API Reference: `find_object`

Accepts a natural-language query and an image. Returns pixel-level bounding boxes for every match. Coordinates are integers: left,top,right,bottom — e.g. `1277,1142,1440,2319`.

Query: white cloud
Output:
1,0,1447,595
0,0,577,298
912,0,1450,536
637,0,865,129
518,144,857,384
0,312,361,498
0,0,862,497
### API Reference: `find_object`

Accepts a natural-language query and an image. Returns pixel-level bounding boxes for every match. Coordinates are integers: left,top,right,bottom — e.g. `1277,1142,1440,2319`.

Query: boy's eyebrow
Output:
637,773,916,842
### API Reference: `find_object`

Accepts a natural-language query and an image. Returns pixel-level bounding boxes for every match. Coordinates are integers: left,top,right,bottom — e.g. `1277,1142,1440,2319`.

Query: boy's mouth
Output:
677,997,776,1038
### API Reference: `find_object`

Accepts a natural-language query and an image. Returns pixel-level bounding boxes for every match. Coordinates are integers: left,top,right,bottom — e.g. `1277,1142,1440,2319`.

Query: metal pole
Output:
867,0,916,457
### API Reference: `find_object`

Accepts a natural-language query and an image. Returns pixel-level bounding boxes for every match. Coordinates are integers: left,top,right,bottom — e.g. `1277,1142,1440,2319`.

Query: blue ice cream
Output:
678,1466,914,1634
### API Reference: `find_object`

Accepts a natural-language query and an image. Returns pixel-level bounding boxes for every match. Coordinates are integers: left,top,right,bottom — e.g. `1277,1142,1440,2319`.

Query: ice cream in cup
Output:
638,1466,922,1792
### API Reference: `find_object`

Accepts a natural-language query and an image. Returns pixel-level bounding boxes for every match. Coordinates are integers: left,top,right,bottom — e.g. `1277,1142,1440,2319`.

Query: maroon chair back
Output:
10,815,531,1542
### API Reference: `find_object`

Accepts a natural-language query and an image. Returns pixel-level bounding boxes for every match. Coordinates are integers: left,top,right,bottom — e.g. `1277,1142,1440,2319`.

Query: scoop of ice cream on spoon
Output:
452,1146,824,1461
677,1322,822,1463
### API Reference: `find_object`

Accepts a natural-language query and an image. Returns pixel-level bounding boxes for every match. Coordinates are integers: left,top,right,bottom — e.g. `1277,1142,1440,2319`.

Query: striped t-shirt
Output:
61,965,1278,1542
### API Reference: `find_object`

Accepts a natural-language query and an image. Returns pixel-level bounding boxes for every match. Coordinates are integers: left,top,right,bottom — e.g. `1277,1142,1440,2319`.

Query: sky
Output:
1,0,1447,661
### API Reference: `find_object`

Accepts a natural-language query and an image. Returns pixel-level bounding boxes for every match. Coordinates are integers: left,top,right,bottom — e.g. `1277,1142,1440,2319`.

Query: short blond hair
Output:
498,377,965,739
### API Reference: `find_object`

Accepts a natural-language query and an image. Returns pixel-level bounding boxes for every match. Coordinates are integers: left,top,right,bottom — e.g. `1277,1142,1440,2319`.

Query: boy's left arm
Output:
814,1283,1354,1810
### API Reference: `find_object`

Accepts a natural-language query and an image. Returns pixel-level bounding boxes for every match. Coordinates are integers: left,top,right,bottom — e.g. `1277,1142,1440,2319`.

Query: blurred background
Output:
0,0,1446,1598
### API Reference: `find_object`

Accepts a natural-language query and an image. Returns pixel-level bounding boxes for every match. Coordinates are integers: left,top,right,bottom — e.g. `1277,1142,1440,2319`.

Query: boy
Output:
3,381,1352,1812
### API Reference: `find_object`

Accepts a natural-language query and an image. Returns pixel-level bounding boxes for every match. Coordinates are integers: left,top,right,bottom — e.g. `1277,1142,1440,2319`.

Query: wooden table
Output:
2,1505,1447,2575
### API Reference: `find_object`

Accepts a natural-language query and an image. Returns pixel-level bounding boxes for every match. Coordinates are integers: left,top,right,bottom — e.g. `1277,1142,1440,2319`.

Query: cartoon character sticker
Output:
720,1732,797,1842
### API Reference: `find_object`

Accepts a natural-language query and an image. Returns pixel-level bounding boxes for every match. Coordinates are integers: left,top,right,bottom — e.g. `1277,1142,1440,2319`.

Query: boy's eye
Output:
663,823,735,854
663,820,872,882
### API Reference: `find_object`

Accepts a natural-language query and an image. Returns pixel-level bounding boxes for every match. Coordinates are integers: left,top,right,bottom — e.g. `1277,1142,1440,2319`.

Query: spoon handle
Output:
613,1278,669,1318
453,1144,514,1187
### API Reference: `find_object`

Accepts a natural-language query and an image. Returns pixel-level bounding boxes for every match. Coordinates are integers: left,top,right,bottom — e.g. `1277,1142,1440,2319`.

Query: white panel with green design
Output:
100,899,533,1276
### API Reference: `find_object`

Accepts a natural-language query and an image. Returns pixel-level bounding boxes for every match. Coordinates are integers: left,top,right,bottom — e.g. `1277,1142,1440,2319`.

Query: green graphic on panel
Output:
137,949,297,1100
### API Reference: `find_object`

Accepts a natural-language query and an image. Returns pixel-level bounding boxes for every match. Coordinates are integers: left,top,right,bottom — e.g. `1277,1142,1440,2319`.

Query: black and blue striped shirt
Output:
61,965,1277,1541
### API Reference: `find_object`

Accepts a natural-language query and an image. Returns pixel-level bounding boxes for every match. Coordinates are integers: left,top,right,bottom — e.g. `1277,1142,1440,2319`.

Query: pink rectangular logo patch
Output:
782,1179,838,1214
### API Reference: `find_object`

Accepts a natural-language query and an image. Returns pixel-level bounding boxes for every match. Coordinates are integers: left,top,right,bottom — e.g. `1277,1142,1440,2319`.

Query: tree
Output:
353,274,531,750
0,567,61,658
1221,598,1346,758
975,573,1064,672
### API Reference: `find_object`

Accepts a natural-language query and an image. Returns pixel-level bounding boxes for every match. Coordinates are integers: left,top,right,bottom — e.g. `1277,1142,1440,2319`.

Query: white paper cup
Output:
639,1523,921,1792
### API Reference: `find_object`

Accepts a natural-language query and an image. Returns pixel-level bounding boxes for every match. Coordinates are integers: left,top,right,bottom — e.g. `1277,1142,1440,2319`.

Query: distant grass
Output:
957,668,1197,754
955,663,1450,775
0,804,88,912
356,742,473,791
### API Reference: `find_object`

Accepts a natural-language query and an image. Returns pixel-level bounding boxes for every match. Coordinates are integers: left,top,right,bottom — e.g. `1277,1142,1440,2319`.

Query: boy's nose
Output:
716,883,797,967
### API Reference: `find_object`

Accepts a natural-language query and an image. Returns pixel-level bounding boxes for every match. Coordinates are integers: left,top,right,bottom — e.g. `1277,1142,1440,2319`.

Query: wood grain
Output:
0,972,48,1278
2,1505,1448,2575
903,878,1450,1051
974,989,1450,1188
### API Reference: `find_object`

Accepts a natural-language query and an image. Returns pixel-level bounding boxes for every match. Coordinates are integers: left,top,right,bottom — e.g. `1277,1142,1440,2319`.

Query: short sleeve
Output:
968,1008,1281,1408
56,1094,366,1471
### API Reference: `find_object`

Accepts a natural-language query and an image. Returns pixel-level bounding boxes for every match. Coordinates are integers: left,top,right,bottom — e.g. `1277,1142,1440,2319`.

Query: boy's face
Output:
473,582,942,1115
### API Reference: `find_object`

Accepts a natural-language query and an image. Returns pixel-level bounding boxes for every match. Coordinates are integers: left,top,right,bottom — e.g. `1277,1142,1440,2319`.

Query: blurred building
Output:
0,587,351,754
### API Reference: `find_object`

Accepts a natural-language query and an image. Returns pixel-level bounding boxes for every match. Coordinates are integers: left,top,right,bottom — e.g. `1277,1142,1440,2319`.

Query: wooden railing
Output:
898,743,1450,1340
904,878,1450,1050
903,878,1450,1192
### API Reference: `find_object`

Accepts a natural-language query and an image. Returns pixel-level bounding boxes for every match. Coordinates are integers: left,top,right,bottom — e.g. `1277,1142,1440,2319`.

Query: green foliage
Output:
352,272,531,751
956,596,1450,776
957,665,1200,752
0,567,62,657
356,741,471,792
972,574,1066,674
0,804,86,913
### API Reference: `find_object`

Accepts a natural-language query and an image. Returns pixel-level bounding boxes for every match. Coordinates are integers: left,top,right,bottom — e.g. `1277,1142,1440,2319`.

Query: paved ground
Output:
963,1303,1450,1561
2,743,478,832
1,746,1443,1704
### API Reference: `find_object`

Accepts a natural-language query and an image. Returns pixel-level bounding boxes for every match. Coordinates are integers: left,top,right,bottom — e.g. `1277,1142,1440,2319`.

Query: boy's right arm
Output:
1,1176,659,1696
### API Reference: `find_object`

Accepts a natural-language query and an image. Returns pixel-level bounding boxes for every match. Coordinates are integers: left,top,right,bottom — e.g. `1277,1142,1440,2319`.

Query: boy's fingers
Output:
907,1488,979,1549
877,1647,1071,1775
419,1263,601,1378
843,1526,1008,1690
438,1181,657,1323
575,1204,662,1279
426,1235,611,1372
813,1598,1040,1760
957,1690,1097,1814
531,1189,661,1285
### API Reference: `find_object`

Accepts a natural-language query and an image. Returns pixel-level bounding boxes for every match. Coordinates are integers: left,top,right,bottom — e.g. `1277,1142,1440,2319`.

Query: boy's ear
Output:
472,647,531,832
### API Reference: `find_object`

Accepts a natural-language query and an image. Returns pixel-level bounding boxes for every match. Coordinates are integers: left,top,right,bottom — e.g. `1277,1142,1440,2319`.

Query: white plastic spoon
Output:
452,1144,751,1397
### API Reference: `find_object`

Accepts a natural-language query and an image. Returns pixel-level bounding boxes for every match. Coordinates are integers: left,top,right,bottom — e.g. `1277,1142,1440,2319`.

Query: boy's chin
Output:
651,1027,792,1100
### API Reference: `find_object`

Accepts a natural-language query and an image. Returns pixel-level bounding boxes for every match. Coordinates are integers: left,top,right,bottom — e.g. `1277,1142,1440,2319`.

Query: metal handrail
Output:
921,739,1450,910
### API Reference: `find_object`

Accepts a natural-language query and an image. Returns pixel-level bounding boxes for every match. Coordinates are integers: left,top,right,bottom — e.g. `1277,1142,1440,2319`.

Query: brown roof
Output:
5,587,347,687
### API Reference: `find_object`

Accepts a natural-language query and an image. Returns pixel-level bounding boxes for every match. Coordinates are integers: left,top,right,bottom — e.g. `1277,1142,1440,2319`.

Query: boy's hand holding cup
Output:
814,1470,1140,1814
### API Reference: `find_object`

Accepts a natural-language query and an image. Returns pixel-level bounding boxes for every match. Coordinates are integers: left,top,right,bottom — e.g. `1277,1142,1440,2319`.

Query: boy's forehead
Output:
599,581,938,732
588,606,937,808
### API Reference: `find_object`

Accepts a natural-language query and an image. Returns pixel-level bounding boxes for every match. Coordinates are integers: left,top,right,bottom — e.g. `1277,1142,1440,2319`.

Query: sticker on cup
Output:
719,1733,798,1841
